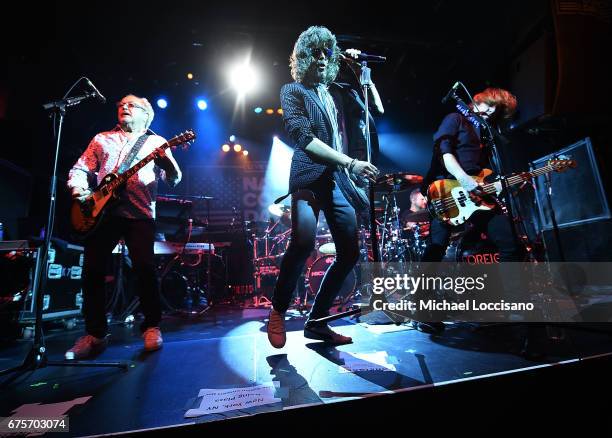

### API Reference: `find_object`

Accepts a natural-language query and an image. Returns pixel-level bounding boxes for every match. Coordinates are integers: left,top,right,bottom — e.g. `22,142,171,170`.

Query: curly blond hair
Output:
289,26,341,85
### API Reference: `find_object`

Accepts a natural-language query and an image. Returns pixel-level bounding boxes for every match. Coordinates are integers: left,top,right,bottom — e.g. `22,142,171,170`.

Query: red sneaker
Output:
267,309,287,348
65,335,107,360
143,327,163,352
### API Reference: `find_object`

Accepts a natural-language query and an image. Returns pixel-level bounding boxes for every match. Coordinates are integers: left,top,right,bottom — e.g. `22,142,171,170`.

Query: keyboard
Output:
112,241,215,255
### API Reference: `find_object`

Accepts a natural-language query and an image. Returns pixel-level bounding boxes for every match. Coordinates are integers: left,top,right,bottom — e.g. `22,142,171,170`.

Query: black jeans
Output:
422,211,524,263
422,210,526,303
272,177,359,322
82,216,161,338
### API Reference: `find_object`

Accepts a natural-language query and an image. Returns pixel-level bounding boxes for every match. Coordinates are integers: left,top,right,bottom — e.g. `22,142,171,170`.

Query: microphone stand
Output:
360,61,382,264
309,60,402,326
453,96,526,250
196,196,213,315
1,93,127,377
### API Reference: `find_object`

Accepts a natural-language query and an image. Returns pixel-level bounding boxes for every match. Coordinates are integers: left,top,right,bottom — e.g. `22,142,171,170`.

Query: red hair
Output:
473,87,517,119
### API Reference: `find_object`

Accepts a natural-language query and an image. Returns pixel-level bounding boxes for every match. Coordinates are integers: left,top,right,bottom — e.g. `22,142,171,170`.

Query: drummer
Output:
401,188,429,230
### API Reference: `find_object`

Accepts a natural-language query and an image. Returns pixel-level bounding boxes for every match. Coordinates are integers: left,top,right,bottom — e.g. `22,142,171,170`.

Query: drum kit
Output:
373,172,428,264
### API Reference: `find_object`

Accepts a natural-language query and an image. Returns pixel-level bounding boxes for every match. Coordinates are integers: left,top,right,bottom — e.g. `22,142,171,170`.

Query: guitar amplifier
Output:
531,137,610,230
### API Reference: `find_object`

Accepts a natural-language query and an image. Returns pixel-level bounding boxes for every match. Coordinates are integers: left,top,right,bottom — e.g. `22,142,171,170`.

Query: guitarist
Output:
266,26,383,348
65,94,181,359
418,87,524,332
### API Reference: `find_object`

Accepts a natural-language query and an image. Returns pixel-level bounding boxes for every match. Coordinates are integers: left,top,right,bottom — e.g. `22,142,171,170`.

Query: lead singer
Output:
266,26,384,348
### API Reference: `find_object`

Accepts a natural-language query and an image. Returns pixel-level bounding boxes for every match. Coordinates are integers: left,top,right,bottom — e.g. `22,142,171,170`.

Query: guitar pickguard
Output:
447,187,492,226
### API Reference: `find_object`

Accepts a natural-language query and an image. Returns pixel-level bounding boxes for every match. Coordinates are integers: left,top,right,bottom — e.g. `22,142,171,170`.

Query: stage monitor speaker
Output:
531,137,610,232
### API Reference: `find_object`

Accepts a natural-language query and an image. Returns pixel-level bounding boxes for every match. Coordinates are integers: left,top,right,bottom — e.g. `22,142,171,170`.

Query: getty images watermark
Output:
370,272,534,313
357,262,612,323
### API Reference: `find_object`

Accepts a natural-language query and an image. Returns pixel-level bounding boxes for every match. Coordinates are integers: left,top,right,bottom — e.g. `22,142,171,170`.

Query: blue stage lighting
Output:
197,99,208,110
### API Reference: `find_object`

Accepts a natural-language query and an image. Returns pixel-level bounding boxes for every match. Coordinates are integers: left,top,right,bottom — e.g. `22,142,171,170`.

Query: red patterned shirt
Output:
67,127,182,219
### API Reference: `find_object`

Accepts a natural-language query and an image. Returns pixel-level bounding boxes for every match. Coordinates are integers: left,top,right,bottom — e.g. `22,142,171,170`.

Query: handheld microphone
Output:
341,50,387,63
441,82,460,104
85,78,106,103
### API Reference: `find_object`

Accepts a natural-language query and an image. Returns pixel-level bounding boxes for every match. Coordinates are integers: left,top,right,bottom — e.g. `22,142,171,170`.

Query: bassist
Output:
416,88,525,332
421,87,523,264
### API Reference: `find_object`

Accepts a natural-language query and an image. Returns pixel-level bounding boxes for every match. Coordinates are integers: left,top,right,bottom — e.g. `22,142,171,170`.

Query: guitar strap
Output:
117,133,150,174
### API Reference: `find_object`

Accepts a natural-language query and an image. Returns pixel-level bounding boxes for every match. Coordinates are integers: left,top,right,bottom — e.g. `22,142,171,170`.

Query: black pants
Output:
272,178,360,322
422,211,526,303
82,216,160,338
423,211,524,262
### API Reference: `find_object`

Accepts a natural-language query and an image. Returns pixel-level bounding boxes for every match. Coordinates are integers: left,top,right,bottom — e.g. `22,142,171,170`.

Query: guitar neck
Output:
482,164,556,193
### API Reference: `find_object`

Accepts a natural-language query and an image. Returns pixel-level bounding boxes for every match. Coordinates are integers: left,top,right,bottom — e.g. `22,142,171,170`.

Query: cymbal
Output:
375,173,423,192
268,204,290,217
402,209,430,223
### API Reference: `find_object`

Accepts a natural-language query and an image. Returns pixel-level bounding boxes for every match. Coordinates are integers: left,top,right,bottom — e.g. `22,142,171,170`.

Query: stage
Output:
2,305,611,435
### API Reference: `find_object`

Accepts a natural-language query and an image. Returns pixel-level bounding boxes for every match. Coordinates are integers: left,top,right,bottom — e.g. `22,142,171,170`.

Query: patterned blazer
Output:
279,81,380,196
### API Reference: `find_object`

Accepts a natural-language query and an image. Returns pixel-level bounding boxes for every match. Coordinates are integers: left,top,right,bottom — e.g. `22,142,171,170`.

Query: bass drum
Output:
160,271,189,309
306,255,356,302
445,228,500,264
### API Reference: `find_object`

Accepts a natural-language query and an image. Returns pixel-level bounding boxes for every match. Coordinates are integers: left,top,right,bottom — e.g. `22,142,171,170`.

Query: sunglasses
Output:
310,47,333,58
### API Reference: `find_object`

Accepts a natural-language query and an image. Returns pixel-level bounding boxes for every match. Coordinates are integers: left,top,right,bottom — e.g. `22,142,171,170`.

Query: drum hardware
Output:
251,209,293,304
374,172,423,193
268,203,291,227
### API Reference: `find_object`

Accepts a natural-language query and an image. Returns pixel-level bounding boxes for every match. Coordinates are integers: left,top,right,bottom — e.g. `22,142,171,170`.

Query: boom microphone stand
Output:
1,79,128,377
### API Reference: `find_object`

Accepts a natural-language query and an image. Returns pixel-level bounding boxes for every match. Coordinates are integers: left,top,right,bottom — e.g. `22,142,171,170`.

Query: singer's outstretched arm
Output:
368,81,384,115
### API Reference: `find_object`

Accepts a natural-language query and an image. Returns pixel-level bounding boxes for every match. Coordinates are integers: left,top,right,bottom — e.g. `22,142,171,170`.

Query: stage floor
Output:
1,305,612,435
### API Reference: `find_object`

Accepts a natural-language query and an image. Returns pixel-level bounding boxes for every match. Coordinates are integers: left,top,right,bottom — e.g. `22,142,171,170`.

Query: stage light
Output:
197,99,208,110
222,144,230,152
157,98,168,109
265,108,274,115
243,150,249,156
234,144,242,152
229,62,258,95
263,137,293,211
187,73,194,80
254,107,263,114
277,108,283,115
229,135,236,142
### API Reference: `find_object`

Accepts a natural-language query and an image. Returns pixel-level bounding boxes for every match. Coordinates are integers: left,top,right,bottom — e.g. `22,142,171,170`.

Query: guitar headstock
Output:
167,129,196,150
549,157,577,173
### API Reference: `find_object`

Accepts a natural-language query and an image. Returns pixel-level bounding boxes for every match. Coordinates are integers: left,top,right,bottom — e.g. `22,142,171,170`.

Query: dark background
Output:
1,0,611,257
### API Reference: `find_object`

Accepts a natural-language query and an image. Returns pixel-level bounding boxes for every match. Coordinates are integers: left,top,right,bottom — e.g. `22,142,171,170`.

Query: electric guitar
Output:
70,130,195,237
428,158,576,226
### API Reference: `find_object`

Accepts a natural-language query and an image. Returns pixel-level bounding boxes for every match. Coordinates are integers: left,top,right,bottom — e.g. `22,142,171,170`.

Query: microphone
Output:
441,82,460,104
341,50,387,63
85,78,106,103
